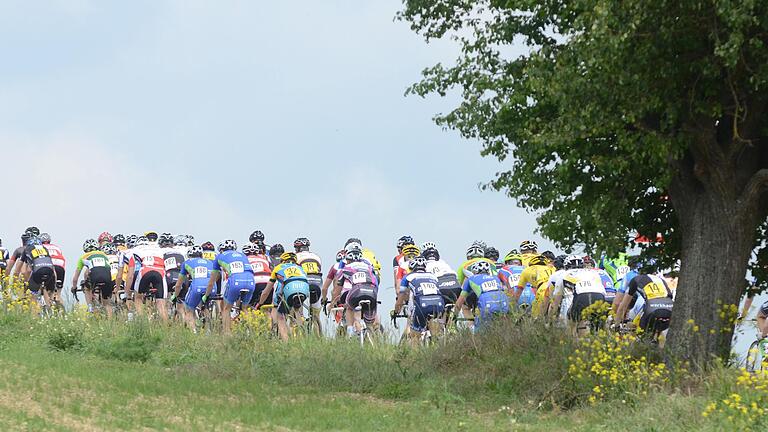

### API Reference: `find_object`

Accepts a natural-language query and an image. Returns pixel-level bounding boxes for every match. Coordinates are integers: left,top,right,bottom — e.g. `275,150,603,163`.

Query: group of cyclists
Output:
0,226,681,343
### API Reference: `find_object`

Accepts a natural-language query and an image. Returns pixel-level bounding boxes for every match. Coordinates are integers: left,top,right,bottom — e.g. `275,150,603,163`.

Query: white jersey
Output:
296,251,322,276
555,269,606,298
173,245,189,258
547,269,566,293
425,259,456,278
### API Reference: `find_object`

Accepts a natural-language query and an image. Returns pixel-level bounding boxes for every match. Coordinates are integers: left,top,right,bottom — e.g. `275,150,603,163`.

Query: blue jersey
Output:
180,257,214,289
213,250,253,278
598,269,615,295
618,270,639,294
400,271,442,300
461,273,503,297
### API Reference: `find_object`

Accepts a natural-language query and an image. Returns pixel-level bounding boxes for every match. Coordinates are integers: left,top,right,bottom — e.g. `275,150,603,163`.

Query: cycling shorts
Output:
184,284,208,310
476,291,509,328
165,270,180,293
411,295,445,332
639,307,672,333
306,274,323,308
53,265,65,289
249,282,268,307
465,291,478,310
346,284,377,322
29,266,56,293
567,292,605,322
275,280,309,315
89,267,114,299
137,270,167,299
223,274,255,306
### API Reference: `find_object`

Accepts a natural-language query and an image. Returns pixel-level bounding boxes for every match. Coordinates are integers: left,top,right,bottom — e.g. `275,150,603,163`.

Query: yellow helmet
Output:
402,244,421,259
280,252,297,263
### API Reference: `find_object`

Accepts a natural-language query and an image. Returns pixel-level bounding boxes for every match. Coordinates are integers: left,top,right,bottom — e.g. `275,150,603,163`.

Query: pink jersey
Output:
44,244,66,268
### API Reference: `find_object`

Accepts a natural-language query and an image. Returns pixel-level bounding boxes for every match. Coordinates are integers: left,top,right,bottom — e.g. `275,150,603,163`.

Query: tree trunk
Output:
665,193,756,366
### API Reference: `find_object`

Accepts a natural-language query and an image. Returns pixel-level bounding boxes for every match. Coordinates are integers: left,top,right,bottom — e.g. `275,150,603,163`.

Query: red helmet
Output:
583,255,594,267
98,231,113,244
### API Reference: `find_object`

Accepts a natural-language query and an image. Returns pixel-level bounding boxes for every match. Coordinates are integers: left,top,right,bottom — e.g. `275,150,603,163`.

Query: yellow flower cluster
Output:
702,369,768,427
717,302,739,334
568,330,668,404
0,275,37,315
580,300,612,328
234,308,271,336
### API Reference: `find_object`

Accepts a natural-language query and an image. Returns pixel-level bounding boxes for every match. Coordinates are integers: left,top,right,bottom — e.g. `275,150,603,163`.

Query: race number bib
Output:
420,282,439,296
510,274,521,285
301,261,320,274
642,281,667,300
31,246,47,258
616,265,630,279
194,266,208,278
164,257,178,270
352,271,368,284
251,262,265,272
110,263,119,273
481,280,498,292
229,261,245,274
576,280,595,291
92,257,107,268
283,266,303,278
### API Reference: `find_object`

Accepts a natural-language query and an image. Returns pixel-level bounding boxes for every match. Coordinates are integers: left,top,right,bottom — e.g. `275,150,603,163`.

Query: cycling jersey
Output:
337,261,378,320
335,261,378,292
247,254,272,284
426,259,461,303
596,268,615,302
297,251,323,308
617,270,639,294
520,253,537,267
44,243,65,269
600,253,629,285
498,264,524,290
202,250,217,261
180,257,214,309
269,262,309,313
627,274,673,332
163,249,185,288
461,273,509,326
21,244,56,292
107,254,119,281
457,257,497,286
130,244,167,298
518,264,554,316
76,250,113,295
400,270,445,332
555,269,606,322
0,247,8,271
214,250,255,305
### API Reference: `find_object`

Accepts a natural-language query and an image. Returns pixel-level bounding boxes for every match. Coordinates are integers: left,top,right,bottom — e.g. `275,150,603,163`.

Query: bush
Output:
45,318,85,352
91,319,161,363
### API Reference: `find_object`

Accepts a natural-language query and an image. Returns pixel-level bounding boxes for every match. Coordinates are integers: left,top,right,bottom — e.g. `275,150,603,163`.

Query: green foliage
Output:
90,319,160,363
398,0,768,269
44,318,85,352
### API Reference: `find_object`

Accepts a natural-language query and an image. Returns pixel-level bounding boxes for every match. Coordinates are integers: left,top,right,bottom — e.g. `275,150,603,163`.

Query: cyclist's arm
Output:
204,270,219,297
614,293,633,323
330,276,343,306
173,274,186,295
393,279,408,312
258,279,274,306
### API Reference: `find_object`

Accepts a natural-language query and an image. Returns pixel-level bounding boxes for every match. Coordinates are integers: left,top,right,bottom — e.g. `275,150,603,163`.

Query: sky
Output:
0,1,557,289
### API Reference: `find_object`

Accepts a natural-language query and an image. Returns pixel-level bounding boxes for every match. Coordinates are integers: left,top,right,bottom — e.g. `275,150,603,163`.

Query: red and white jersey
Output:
44,243,66,268
130,245,166,276
247,254,271,284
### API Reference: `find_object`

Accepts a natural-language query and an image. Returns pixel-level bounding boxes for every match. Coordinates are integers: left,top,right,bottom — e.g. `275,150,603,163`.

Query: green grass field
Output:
0,310,752,431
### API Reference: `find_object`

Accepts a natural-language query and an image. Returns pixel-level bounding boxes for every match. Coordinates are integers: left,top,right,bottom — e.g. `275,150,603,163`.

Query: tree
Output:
400,0,768,365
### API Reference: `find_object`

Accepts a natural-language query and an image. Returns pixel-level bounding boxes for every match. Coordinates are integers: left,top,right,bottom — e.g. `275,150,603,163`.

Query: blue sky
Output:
1,1,556,283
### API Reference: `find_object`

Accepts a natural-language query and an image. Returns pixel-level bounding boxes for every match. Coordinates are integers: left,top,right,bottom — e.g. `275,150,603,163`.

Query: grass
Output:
0,309,754,431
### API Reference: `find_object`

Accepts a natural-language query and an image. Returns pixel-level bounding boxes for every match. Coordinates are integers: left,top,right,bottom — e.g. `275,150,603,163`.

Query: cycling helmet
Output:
564,255,584,269
484,246,500,262
185,235,195,247
335,249,346,262
345,237,362,247
401,244,420,259
345,242,363,253
583,255,594,268
173,235,187,246
553,255,567,270
83,239,98,252
466,245,484,259
422,247,440,261
25,226,40,236
345,248,363,262
20,232,32,246
471,260,492,275
471,240,487,249
503,251,522,264
293,237,310,252
242,243,257,255
408,257,427,272
221,239,237,252
187,245,203,258
269,243,285,257
143,231,158,242
201,241,215,251
137,236,149,246
113,234,126,245
159,233,174,247
126,234,138,248
39,233,51,244
420,241,436,251
280,252,297,263
542,251,556,262
397,235,414,251
98,232,113,244
249,230,265,243
520,240,538,252
529,254,548,266
102,243,117,255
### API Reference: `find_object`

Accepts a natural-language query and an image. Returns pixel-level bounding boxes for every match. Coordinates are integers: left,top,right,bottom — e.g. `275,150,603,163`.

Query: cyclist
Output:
114,234,137,301
615,272,674,336
454,260,509,329
160,233,184,306
256,251,309,341
268,243,284,268
544,255,568,319
102,242,120,285
484,246,502,269
393,235,415,293
243,242,271,308
612,256,642,314
204,240,255,334
16,236,57,309
6,231,34,282
422,246,461,307
71,239,114,317
250,230,266,245
332,243,379,337
40,233,66,294
124,236,169,320
0,238,8,274
98,231,113,247
394,257,445,344
757,301,768,338
519,254,556,317
519,240,539,266
457,242,496,286
499,252,528,307
549,255,606,336
295,237,323,334
172,245,214,330
395,244,421,291
113,234,126,251
321,248,347,312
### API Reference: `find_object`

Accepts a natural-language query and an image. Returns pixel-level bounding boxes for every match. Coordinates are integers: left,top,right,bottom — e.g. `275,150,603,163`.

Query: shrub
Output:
92,319,160,363
45,318,85,352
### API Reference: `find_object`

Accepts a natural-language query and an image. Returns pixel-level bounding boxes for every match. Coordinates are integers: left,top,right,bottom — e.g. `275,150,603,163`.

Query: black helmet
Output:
269,243,285,257
249,230,265,243
484,246,500,262
422,247,440,261
201,241,215,251
25,226,40,236
21,232,32,245
345,238,362,247
113,234,126,245
293,237,310,252
542,251,556,261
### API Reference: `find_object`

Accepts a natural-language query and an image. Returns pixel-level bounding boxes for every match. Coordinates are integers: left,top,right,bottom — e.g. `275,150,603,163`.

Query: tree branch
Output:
741,169,768,210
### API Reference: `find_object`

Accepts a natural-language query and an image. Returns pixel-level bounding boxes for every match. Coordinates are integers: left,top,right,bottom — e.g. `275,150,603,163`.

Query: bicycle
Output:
327,302,348,338
392,308,448,347
229,289,252,322
354,300,379,347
